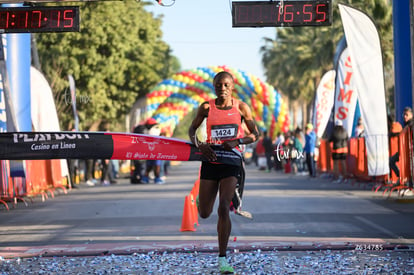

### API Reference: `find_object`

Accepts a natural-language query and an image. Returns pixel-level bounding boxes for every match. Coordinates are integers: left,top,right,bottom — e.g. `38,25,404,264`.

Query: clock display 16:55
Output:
232,0,332,27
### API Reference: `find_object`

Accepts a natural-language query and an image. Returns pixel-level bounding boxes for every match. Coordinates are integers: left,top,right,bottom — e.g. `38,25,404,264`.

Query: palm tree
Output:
260,0,393,129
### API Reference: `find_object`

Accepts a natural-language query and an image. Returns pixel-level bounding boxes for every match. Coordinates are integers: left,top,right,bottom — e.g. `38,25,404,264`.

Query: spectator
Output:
329,120,349,183
111,159,120,179
262,130,274,172
388,113,403,184
142,118,165,184
354,117,365,137
163,160,170,177
273,132,285,171
67,158,78,188
304,123,317,178
255,132,266,170
402,107,414,195
101,129,117,185
292,127,305,175
283,131,293,173
131,123,146,184
389,107,413,195
100,159,117,185
66,129,79,188
85,159,98,186
402,106,414,129
389,107,414,173
159,131,169,180
274,131,285,146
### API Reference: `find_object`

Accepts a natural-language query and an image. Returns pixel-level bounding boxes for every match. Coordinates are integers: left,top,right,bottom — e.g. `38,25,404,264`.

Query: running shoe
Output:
218,256,234,274
101,180,110,186
141,176,149,184
86,180,95,186
154,177,165,184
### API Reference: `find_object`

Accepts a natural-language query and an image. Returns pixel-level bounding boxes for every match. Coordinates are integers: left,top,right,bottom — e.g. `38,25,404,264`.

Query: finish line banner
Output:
0,132,242,166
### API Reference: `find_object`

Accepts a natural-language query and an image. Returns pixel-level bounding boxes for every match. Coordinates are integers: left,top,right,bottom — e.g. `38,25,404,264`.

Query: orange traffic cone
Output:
190,166,201,198
189,193,199,226
191,178,200,198
180,195,196,232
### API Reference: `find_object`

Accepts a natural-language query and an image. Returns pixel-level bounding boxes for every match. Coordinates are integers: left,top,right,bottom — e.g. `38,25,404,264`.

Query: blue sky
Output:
146,0,276,81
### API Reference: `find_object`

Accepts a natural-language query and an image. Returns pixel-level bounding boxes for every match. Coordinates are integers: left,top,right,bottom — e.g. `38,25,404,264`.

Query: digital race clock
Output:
0,6,80,33
232,0,332,27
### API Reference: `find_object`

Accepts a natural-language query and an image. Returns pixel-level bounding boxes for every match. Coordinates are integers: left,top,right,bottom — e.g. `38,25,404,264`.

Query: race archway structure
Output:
144,65,290,138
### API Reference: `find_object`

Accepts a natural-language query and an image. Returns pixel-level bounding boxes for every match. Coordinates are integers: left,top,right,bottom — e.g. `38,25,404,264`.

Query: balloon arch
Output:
144,65,289,139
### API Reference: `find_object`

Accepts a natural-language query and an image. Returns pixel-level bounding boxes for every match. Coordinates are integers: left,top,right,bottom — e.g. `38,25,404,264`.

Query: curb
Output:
1,241,412,259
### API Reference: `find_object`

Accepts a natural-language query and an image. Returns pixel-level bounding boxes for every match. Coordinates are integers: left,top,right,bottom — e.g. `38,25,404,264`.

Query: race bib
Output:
210,124,239,142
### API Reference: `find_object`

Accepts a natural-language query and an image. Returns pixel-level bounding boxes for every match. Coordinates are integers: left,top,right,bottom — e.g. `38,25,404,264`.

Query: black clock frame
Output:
232,0,332,27
0,6,79,33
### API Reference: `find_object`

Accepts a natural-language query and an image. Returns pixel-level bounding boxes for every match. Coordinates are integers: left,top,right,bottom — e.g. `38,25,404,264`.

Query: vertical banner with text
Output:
339,4,389,176
334,47,358,137
313,70,335,138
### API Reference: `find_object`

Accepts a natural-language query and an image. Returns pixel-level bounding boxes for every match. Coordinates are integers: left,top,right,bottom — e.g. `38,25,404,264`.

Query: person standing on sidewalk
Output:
262,130,274,172
255,133,266,170
101,129,117,185
304,123,317,178
292,127,305,175
189,71,259,274
388,108,412,183
388,113,403,184
84,159,97,186
141,118,165,184
329,120,349,183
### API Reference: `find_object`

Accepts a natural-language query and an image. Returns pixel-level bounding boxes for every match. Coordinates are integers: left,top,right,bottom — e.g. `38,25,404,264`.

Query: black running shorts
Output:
200,162,241,181
332,153,347,160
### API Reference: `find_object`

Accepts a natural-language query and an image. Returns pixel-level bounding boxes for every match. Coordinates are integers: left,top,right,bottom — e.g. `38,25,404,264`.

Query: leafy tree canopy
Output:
36,1,180,131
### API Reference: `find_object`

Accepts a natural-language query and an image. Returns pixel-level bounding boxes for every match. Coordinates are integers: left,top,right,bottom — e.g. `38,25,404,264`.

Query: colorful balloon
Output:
143,66,285,138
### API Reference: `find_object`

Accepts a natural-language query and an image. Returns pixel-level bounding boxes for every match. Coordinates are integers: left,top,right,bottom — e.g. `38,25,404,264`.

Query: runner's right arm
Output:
189,102,217,162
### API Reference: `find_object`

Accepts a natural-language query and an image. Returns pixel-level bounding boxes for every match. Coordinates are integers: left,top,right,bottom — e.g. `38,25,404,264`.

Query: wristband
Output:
238,138,244,145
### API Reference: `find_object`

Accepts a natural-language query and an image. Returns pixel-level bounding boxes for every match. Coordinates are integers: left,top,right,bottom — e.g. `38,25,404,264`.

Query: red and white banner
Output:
334,48,358,137
339,4,389,176
313,70,335,138
0,132,243,166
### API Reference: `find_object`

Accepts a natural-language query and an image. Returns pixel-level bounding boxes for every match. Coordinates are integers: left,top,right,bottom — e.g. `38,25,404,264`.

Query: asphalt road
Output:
0,161,413,258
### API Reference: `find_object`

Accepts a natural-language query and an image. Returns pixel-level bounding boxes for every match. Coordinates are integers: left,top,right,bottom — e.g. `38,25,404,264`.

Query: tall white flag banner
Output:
334,48,358,137
313,69,336,138
31,66,69,178
339,4,389,176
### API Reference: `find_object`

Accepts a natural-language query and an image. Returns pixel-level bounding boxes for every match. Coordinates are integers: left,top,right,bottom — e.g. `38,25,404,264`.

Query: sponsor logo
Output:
13,133,90,143
130,136,171,151
128,136,178,159
125,151,178,160
10,133,87,151
145,141,157,151
30,141,76,151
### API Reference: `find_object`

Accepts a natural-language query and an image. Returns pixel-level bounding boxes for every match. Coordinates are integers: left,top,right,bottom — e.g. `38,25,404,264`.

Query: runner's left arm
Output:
222,101,259,150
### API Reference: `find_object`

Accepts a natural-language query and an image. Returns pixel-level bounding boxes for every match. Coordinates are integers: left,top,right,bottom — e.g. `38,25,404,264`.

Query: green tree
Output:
36,1,180,131
261,0,393,126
